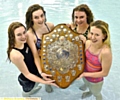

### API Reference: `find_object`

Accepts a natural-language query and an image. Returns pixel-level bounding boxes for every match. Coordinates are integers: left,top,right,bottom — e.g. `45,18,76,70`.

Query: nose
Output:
91,34,95,40
39,17,43,22
77,18,81,22
22,34,26,39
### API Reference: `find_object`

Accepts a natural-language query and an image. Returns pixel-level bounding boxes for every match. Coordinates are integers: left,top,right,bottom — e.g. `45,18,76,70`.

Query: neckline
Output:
14,43,25,50
74,25,89,34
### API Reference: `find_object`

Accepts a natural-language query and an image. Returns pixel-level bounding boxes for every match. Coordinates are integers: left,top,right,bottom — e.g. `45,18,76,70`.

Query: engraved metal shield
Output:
40,24,85,88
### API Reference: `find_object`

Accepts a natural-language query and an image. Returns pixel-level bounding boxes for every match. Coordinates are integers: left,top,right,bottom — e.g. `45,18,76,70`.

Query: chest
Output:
21,47,33,61
86,50,101,65
35,29,50,40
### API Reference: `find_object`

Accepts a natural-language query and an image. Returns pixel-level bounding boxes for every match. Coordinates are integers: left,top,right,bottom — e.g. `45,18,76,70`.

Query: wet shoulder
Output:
101,45,112,56
26,28,34,36
46,22,54,31
10,49,23,62
70,23,76,30
85,40,91,49
26,29,36,41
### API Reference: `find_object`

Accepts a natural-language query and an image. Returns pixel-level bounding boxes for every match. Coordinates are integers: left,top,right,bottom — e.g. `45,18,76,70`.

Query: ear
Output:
103,34,107,40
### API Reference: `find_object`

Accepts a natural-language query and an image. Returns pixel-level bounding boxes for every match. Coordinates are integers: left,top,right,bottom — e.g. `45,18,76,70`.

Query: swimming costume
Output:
85,45,103,83
74,25,90,39
32,23,51,50
13,43,42,92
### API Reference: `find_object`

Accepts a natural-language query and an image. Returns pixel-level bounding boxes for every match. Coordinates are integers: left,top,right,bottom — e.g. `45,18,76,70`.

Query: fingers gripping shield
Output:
40,24,85,88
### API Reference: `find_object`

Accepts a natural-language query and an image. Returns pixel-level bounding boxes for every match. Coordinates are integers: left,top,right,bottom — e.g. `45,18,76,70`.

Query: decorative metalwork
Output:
57,76,62,82
41,24,85,88
65,76,70,82
71,70,76,76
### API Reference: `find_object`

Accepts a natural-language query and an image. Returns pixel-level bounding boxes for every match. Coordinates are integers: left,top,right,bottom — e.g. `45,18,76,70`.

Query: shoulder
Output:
85,40,91,47
69,22,76,30
26,29,34,37
84,40,91,50
26,29,35,42
101,45,112,56
10,49,23,63
101,45,112,66
46,22,54,30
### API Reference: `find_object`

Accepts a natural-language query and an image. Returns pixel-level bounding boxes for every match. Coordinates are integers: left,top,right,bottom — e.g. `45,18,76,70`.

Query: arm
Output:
26,32,52,80
10,50,57,86
78,47,112,79
27,32,42,74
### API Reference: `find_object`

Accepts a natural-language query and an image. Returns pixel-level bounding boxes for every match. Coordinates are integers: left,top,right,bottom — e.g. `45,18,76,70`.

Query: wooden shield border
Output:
40,24,85,88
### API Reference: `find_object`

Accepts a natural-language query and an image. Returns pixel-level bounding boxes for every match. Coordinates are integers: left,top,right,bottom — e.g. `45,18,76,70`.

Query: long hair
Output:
72,4,94,25
7,22,26,61
25,4,46,30
90,20,111,48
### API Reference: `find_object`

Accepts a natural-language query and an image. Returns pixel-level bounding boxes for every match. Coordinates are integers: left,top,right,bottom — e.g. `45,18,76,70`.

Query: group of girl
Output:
7,4,112,100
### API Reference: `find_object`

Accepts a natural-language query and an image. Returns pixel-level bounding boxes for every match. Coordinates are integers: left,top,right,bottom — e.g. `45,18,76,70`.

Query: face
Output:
14,26,27,44
74,11,87,26
32,9,45,26
90,26,105,44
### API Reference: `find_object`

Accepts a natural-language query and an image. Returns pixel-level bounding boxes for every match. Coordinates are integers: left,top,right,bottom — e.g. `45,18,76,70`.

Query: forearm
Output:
25,73,45,84
83,71,108,78
34,57,42,74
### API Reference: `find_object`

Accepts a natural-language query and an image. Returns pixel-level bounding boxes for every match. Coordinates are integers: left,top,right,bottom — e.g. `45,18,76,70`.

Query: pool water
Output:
0,0,120,100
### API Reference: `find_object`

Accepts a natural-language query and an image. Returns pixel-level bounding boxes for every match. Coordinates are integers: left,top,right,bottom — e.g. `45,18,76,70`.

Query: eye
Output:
17,33,22,36
96,34,99,36
75,16,78,19
23,30,26,34
40,14,44,18
90,32,93,35
80,16,84,19
34,16,39,19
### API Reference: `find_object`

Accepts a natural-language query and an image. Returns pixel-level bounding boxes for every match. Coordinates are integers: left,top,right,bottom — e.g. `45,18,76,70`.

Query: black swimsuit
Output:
73,25,90,39
13,43,42,92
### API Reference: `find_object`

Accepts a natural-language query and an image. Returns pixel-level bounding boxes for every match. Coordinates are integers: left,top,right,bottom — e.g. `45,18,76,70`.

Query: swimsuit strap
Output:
98,48,103,55
87,44,92,50
44,23,50,32
32,22,50,38
73,25,77,32
88,44,103,56
31,27,39,40
73,25,89,39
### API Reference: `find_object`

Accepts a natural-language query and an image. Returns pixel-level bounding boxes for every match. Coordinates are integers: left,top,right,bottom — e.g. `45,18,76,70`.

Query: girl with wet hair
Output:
7,22,58,97
25,4,55,93
78,20,112,100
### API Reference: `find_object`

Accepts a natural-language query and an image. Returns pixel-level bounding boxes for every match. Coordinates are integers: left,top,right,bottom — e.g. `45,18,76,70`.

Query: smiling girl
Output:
78,20,112,100
25,4,54,93
7,22,58,97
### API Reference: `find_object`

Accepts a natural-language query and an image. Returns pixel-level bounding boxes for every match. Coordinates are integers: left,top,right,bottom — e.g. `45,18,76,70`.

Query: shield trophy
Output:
40,24,85,88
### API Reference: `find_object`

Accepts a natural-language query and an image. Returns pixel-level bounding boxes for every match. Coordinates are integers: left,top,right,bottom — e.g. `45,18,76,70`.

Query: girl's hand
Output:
77,73,84,80
45,80,59,88
41,72,53,81
79,35,86,43
66,23,71,28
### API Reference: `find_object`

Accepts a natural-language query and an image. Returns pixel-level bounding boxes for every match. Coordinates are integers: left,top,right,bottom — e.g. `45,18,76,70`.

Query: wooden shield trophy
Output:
40,24,85,88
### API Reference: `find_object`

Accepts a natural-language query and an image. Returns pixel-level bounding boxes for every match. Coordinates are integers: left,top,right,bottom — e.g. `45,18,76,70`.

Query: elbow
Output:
24,73,30,79
102,72,109,77
103,74,108,77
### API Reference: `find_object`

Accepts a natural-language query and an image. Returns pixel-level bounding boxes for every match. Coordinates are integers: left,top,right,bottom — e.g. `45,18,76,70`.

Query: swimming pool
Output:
0,0,120,100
